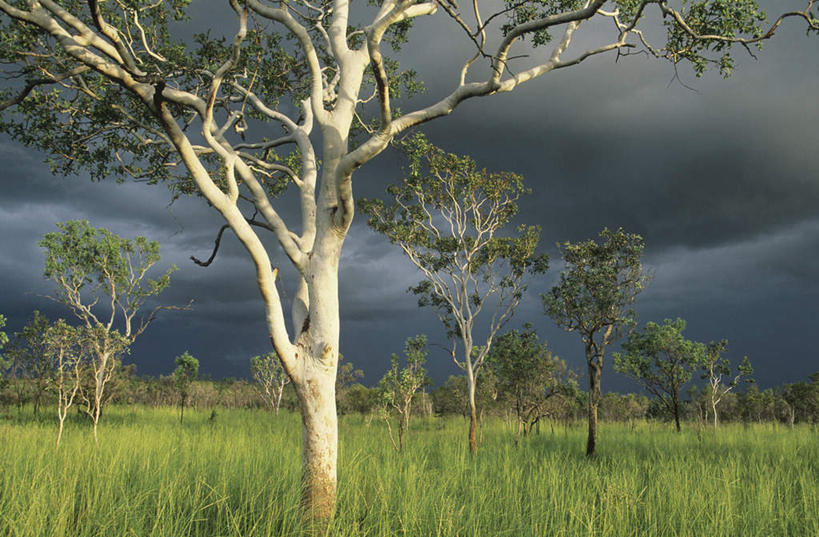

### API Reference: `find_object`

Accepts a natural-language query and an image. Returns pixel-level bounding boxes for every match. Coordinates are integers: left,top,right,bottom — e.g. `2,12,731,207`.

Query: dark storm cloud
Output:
2,1,818,387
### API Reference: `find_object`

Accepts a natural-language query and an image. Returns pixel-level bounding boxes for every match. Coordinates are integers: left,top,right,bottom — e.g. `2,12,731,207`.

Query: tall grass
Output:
1,407,816,536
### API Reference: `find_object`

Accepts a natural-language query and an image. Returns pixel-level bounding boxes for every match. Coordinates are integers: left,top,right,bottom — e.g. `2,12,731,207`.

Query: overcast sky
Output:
1,1,817,392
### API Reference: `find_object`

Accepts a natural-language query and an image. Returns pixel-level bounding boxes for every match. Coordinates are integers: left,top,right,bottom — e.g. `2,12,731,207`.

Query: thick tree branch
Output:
247,0,329,124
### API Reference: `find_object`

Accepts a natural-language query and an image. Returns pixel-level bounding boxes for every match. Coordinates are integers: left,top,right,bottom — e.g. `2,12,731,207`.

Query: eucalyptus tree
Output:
1,0,816,518
250,351,290,414
47,319,85,447
488,323,573,440
614,318,705,432
361,136,548,453
701,340,753,428
40,220,183,439
543,227,648,456
174,350,199,423
376,334,430,451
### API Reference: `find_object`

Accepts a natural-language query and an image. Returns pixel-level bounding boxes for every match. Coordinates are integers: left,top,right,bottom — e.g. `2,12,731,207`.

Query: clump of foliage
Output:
174,351,199,423
377,335,430,451
488,324,576,440
614,318,704,432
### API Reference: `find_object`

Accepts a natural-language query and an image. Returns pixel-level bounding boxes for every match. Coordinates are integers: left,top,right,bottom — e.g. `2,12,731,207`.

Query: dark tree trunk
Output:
673,391,681,432
587,360,602,457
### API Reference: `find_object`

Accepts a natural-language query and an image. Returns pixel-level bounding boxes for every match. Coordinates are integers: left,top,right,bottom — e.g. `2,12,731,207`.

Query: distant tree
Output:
2,340,28,413
0,315,7,353
174,351,199,423
0,314,8,398
376,335,430,451
780,373,819,425
431,376,469,417
335,354,364,414
361,135,547,453
104,363,138,405
701,340,753,428
345,385,377,415
47,320,85,447
599,392,650,425
250,352,290,414
736,385,776,424
614,318,705,432
7,311,56,417
488,324,573,440
40,220,186,439
543,228,648,456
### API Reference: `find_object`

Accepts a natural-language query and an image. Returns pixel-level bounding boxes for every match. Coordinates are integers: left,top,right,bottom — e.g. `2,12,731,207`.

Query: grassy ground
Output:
0,406,816,536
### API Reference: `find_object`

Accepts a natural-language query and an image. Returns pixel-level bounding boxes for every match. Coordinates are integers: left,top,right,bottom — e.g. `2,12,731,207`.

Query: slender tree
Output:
614,318,705,432
376,334,430,451
174,351,199,423
2,0,815,519
40,220,185,439
250,351,290,414
47,319,85,447
701,340,753,428
488,324,573,440
543,228,648,456
361,135,547,453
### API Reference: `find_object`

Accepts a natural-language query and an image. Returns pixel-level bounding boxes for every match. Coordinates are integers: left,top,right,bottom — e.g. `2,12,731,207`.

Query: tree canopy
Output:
488,323,574,438
543,227,649,347
614,318,706,431
360,134,547,452
174,350,199,422
40,220,179,339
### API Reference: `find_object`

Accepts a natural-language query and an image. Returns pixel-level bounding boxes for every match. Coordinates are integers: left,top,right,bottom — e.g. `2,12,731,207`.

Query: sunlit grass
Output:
1,407,816,536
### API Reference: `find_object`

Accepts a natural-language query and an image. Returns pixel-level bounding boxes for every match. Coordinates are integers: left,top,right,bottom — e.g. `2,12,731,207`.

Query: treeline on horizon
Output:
1,220,817,450
2,354,817,428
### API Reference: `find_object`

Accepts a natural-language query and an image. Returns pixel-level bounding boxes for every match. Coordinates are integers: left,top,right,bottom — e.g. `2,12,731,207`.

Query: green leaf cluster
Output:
174,350,199,393
39,220,176,325
359,134,547,334
665,0,768,77
377,334,431,411
613,318,704,406
501,0,585,47
488,323,575,431
544,227,648,346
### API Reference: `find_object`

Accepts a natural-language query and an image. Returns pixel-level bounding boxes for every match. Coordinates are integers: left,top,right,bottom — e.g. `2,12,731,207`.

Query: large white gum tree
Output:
1,0,816,520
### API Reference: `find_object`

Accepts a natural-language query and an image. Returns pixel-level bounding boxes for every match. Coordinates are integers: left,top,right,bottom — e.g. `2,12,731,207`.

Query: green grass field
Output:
0,407,816,537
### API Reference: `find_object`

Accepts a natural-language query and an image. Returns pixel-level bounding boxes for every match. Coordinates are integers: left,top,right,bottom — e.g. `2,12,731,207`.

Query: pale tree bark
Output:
466,358,479,452
52,332,83,448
